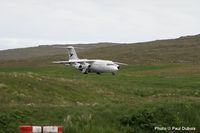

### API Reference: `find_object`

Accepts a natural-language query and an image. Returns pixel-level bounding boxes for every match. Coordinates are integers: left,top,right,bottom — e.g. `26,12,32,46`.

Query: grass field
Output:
0,64,199,132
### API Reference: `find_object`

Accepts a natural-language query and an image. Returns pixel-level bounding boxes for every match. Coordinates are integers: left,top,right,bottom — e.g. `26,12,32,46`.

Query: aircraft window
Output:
106,63,114,66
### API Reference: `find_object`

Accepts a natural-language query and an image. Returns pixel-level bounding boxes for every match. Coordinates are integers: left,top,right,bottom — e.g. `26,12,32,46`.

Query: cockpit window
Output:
106,63,114,66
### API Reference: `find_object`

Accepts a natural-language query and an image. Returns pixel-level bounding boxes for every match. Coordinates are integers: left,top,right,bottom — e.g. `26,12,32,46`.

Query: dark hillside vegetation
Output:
0,43,119,61
0,34,200,65
80,34,200,64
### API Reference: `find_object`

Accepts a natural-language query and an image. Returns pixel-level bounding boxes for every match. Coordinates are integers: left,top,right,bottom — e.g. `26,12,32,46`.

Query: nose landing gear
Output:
96,72,101,75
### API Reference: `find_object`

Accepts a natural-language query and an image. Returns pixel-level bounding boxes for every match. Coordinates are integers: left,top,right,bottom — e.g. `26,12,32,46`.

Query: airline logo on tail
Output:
70,53,73,57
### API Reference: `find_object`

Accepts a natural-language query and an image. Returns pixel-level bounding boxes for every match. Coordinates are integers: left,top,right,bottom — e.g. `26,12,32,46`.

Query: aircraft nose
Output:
113,66,119,71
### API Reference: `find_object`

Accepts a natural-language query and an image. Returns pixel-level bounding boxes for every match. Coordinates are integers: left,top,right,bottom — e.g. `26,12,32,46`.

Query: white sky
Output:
0,0,200,50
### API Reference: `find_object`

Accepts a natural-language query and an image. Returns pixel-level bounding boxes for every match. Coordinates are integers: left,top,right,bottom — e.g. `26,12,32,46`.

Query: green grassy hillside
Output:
0,35,200,132
0,64,200,132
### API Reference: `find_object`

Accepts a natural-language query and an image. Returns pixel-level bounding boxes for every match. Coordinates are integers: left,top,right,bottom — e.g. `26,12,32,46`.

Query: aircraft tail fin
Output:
66,46,79,60
54,46,79,60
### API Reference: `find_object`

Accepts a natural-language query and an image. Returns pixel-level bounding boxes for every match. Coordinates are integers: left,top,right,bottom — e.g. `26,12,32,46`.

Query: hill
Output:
81,34,200,64
0,43,120,61
0,35,200,132
0,34,200,65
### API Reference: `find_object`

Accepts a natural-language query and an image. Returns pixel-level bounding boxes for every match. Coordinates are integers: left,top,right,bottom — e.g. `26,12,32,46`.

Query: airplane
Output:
53,46,127,75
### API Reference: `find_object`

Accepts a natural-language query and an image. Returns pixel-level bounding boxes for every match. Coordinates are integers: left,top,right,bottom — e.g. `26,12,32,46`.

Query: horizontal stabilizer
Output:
114,62,128,65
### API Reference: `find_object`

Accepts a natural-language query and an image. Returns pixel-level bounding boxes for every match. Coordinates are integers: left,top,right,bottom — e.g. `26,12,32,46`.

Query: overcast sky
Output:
0,0,199,50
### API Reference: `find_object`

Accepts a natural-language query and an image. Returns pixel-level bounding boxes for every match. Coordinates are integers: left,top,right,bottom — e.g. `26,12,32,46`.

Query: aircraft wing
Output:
114,62,128,65
52,61,71,64
52,60,95,64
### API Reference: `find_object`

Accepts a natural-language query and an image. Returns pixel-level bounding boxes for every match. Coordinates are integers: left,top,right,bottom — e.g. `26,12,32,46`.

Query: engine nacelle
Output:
80,63,91,69
73,63,81,69
73,63,91,70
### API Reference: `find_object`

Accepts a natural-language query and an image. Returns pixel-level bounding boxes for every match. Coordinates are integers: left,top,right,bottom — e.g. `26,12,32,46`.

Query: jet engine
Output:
80,63,91,69
80,63,91,74
73,63,91,72
73,63,82,70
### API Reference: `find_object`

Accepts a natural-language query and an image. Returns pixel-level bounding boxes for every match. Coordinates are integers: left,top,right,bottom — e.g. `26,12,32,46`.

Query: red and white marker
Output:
19,125,63,133
20,126,41,133
43,126,63,133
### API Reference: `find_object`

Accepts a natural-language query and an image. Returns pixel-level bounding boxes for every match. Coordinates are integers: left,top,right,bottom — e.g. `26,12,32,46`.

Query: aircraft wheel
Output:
112,72,115,75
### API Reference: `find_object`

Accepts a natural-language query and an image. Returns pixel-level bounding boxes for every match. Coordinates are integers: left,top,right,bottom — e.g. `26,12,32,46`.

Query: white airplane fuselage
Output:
72,59,119,73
